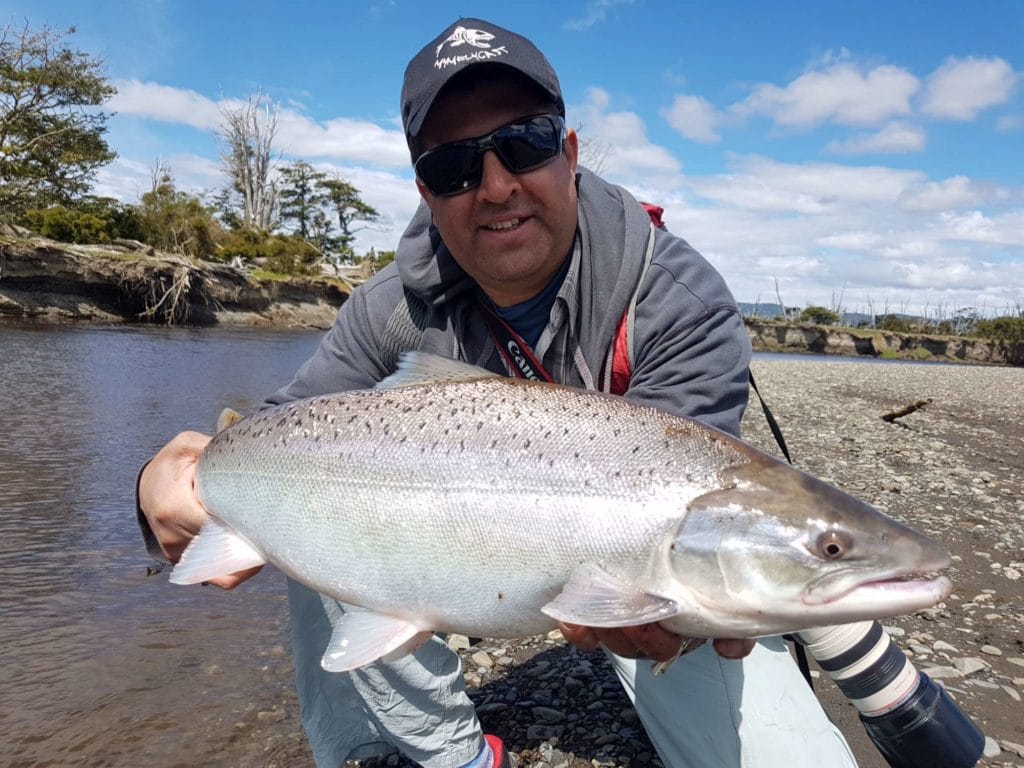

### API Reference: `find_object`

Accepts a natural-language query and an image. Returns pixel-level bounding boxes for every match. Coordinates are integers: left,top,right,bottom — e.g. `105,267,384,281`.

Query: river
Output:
0,324,323,767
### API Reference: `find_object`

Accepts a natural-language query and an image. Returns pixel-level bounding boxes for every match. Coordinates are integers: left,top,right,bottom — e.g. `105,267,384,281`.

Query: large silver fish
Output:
171,353,951,672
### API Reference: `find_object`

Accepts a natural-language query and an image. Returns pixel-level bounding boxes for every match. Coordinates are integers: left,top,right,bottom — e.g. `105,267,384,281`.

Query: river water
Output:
0,324,323,767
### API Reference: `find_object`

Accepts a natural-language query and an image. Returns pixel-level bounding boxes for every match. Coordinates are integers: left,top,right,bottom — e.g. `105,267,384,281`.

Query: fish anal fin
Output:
541,563,681,627
168,518,267,585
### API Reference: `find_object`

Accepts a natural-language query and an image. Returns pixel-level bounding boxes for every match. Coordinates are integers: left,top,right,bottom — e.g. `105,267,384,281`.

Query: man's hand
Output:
139,431,262,589
559,623,755,662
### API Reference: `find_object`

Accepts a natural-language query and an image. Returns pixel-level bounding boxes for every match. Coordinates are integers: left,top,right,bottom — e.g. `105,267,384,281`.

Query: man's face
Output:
415,74,579,307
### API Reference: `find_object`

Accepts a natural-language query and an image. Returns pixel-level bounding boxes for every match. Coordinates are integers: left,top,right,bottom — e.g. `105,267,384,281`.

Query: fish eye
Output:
815,530,852,561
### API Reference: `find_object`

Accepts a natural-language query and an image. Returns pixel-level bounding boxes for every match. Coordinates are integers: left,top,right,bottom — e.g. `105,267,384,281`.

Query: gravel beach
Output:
261,357,1024,768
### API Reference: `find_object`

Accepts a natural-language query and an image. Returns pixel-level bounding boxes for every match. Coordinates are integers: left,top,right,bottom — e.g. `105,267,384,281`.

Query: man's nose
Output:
476,149,520,203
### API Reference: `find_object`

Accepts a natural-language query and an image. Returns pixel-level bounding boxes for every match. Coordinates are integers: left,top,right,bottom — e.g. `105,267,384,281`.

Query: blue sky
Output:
9,0,1024,316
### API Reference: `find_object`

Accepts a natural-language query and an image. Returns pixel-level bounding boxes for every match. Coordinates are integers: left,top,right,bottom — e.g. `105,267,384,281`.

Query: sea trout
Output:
171,353,951,672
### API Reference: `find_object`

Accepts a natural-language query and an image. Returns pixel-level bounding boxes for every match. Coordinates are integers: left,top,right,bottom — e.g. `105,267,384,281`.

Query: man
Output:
138,18,857,768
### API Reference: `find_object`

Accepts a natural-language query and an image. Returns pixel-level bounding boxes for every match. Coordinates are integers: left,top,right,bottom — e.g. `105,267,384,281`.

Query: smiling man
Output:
138,18,858,768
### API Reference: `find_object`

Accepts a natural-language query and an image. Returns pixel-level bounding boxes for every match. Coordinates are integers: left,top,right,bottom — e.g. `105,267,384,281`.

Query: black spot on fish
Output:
497,592,504,600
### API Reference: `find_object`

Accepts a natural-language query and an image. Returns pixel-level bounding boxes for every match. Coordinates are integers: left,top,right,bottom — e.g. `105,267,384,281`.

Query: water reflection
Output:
0,324,323,767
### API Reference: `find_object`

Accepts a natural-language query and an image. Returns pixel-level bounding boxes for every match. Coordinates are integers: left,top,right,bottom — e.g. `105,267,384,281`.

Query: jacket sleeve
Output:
624,233,751,438
262,268,403,407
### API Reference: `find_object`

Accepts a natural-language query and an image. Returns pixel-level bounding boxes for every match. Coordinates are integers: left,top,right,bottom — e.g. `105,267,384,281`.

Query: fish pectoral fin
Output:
168,518,267,585
541,563,681,627
320,608,428,672
375,351,501,390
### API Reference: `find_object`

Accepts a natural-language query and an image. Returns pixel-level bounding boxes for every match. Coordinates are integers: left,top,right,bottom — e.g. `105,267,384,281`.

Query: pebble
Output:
984,736,1003,758
933,640,959,653
923,665,963,679
952,657,988,676
980,645,1003,656
1002,740,1024,759
470,651,493,669
1002,686,1021,702
533,706,567,724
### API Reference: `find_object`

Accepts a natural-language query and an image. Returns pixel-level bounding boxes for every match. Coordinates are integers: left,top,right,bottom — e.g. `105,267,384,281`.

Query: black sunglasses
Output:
414,114,566,197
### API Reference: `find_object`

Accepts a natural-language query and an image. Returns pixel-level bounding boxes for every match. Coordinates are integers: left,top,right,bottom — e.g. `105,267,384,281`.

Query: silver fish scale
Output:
196,378,747,638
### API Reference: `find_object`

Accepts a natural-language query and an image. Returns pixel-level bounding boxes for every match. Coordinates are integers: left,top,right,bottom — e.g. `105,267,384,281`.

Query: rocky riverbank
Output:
247,360,1023,768
746,319,1023,366
0,236,348,329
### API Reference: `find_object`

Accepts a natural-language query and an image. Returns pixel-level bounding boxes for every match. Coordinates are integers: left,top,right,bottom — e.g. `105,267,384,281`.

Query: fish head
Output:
665,456,951,636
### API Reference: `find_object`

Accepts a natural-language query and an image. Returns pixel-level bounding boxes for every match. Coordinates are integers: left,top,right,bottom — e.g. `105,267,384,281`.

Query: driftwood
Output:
881,398,933,423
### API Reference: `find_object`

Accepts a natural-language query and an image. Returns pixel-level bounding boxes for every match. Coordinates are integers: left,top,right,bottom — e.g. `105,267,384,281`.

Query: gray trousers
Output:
288,580,857,768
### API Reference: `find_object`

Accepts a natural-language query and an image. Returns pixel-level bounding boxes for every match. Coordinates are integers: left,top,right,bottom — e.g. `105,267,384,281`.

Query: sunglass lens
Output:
494,117,561,172
417,144,482,197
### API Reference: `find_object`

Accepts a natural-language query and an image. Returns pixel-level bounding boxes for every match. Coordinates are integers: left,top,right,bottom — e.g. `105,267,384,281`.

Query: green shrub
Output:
218,230,320,275
799,306,839,325
974,315,1024,346
22,206,106,242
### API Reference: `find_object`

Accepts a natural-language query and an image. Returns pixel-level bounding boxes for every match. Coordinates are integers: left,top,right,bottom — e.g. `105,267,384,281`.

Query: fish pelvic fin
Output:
168,517,267,585
541,563,681,627
216,407,244,432
320,607,430,672
375,351,501,390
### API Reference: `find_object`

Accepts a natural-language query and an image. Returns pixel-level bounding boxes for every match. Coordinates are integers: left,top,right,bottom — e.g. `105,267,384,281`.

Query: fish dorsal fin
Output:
375,351,501,390
169,517,267,585
216,407,244,432
320,606,430,672
541,563,681,627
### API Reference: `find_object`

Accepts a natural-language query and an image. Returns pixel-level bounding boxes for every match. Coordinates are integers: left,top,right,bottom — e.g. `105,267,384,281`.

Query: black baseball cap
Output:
401,18,565,154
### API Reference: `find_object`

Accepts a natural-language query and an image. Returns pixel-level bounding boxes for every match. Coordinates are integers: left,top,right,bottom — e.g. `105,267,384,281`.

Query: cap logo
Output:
434,26,508,69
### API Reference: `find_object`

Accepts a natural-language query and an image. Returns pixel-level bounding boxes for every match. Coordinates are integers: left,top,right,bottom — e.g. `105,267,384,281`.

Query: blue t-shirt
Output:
493,256,571,348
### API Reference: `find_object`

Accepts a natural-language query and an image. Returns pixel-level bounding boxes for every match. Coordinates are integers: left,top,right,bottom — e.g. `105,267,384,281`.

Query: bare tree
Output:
575,123,613,176
219,90,280,231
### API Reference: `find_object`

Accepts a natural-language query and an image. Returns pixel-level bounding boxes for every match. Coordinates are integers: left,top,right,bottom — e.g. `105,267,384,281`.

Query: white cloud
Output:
922,56,1017,120
996,114,1024,132
110,80,223,130
733,62,920,128
568,88,683,191
690,155,922,210
563,0,636,31
276,113,409,167
110,80,409,168
825,121,926,154
898,176,984,211
631,155,1024,315
662,94,722,143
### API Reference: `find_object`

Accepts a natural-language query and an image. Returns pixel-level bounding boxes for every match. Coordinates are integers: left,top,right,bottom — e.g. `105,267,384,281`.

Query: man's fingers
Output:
619,624,688,662
205,565,264,590
713,638,756,659
558,622,600,651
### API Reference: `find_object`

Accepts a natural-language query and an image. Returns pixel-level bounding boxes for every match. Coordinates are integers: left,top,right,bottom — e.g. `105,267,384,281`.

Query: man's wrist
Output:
135,459,170,563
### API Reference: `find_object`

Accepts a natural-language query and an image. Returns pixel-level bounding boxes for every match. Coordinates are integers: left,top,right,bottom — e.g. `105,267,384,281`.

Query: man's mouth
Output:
483,217,522,232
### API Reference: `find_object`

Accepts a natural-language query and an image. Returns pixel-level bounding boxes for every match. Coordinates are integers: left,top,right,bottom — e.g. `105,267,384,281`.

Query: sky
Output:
9,0,1024,317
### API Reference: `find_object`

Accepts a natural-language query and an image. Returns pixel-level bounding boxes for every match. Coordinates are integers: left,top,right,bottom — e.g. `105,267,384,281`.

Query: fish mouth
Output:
804,568,952,609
